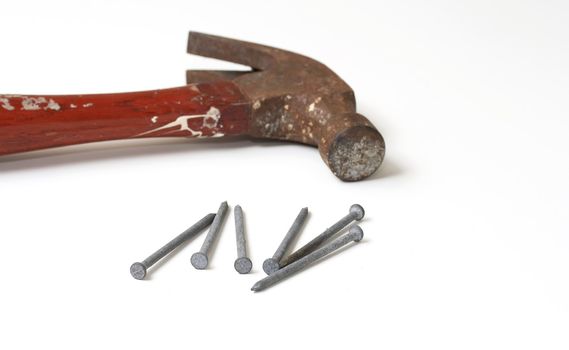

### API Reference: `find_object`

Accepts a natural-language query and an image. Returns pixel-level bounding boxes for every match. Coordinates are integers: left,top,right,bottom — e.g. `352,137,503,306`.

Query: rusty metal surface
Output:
187,32,385,181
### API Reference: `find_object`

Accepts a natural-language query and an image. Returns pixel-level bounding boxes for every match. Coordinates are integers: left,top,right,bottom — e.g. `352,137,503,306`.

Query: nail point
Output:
251,282,262,292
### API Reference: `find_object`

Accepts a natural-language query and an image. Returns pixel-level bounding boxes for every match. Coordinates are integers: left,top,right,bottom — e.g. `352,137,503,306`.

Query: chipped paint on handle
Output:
0,82,249,156
0,98,15,111
0,95,61,111
136,107,222,137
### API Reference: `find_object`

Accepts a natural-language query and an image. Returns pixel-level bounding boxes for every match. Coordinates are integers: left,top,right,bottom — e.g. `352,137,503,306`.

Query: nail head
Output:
130,262,147,280
234,257,253,274
262,258,280,275
350,204,365,220
350,225,364,241
191,252,209,269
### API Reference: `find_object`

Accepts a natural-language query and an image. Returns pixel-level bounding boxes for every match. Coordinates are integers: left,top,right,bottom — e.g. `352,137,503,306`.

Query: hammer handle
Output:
0,81,250,156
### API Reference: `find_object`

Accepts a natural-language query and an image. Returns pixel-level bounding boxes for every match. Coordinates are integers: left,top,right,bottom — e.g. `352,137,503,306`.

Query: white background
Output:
0,1,568,349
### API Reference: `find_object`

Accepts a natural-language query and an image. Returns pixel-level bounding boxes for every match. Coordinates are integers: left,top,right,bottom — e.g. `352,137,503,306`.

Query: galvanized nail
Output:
262,207,308,275
130,213,215,280
234,205,252,274
191,201,229,269
278,204,364,268
251,225,364,292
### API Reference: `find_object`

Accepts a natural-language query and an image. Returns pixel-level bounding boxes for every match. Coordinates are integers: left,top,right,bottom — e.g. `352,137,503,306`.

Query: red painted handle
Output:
0,81,250,156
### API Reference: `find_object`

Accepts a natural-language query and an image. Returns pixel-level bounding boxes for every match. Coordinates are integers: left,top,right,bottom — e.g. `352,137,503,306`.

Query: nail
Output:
233,205,252,274
262,207,308,275
278,204,364,269
191,201,229,269
130,213,215,280
251,225,364,292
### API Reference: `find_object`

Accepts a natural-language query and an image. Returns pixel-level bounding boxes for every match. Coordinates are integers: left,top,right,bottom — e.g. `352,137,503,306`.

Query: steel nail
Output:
251,225,364,292
191,201,229,269
233,205,252,274
278,204,364,268
262,207,308,275
130,213,215,280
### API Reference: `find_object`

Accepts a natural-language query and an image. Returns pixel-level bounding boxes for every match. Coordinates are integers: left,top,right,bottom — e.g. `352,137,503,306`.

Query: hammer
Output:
0,32,385,181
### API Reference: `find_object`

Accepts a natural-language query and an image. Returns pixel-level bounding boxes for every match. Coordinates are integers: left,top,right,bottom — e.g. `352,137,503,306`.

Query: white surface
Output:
0,1,568,349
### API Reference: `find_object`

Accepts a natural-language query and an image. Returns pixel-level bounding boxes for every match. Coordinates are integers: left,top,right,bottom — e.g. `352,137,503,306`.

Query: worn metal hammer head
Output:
186,32,385,181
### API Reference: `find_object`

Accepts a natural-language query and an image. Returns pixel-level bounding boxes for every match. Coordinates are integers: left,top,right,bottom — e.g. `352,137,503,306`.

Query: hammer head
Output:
187,32,385,181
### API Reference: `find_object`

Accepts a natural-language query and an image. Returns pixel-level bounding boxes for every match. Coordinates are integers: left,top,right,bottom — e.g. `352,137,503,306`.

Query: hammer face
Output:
325,115,386,181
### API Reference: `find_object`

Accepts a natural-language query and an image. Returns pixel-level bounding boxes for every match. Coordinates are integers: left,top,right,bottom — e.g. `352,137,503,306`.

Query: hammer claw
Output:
188,32,276,70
